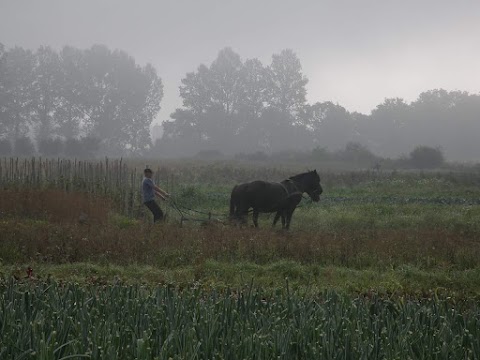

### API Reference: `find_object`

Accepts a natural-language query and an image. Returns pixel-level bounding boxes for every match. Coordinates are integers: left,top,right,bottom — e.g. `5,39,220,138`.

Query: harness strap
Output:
284,179,303,198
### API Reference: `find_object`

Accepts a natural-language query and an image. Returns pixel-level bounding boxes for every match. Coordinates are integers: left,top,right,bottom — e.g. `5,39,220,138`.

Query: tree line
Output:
157,47,480,162
1,43,479,162
0,43,163,157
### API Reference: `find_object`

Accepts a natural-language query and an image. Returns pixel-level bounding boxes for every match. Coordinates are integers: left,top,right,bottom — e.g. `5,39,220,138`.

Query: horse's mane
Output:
289,170,316,181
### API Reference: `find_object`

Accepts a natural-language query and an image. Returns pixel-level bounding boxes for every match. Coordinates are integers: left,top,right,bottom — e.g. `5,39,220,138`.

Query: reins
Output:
166,197,228,226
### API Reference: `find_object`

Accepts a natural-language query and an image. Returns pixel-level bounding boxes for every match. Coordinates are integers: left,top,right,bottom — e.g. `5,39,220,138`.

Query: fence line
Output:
0,157,166,217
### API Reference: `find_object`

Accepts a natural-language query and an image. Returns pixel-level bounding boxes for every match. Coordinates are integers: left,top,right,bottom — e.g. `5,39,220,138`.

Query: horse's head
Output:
293,169,322,202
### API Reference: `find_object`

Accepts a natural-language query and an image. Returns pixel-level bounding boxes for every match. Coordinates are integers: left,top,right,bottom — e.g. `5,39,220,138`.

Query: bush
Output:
335,142,377,164
409,146,445,169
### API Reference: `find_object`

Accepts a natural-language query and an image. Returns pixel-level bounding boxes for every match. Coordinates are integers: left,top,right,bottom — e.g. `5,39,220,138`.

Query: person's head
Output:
144,168,153,178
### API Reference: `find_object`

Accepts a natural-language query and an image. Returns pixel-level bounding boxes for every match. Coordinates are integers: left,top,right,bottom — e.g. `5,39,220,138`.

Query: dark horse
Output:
229,170,322,230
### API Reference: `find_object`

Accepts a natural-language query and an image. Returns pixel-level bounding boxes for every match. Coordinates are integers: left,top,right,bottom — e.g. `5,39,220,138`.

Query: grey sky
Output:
1,0,479,124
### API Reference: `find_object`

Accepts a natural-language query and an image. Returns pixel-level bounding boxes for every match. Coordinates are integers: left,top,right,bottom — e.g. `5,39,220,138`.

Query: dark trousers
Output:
144,200,164,223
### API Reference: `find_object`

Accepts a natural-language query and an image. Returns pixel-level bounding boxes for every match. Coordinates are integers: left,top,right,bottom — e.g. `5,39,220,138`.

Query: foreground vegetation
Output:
1,158,480,357
2,280,479,359
1,161,480,294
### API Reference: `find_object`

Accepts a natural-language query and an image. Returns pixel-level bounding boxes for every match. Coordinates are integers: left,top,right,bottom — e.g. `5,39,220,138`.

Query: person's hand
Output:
155,191,167,201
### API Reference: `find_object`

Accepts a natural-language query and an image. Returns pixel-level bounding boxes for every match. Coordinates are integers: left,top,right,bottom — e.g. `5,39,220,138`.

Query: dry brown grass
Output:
1,217,479,270
1,188,479,269
0,189,113,224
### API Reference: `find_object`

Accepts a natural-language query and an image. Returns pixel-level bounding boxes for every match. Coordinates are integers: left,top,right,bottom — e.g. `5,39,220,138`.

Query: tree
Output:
359,98,411,157
209,47,243,117
245,49,310,152
0,47,36,140
171,48,247,153
166,48,312,155
32,46,61,142
0,43,7,137
234,58,270,150
409,89,476,161
237,58,268,120
55,46,88,139
409,146,444,169
447,93,480,161
180,48,243,124
337,142,377,164
121,63,163,155
265,49,308,116
303,101,354,151
81,45,163,155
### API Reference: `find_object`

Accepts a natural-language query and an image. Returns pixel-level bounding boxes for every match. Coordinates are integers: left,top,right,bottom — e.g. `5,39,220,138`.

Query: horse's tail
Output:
229,185,237,218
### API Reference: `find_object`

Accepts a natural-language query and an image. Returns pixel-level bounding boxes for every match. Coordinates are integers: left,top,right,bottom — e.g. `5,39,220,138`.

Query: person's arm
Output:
154,184,170,199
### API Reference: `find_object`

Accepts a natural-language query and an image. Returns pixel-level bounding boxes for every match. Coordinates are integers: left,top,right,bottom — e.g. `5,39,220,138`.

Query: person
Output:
142,168,170,223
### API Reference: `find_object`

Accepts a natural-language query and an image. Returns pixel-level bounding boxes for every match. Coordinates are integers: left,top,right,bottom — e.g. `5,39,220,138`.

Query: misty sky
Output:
1,0,479,125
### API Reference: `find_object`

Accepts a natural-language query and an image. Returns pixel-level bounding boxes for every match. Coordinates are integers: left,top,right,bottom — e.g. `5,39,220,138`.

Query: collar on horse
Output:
282,178,303,198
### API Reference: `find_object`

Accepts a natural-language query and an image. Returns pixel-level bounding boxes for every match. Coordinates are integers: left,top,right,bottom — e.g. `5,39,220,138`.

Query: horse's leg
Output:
281,213,286,229
272,211,281,227
241,209,249,225
234,201,248,226
252,208,259,227
285,208,295,230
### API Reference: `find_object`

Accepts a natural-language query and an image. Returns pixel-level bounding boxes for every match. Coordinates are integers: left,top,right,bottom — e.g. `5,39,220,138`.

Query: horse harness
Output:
279,179,304,204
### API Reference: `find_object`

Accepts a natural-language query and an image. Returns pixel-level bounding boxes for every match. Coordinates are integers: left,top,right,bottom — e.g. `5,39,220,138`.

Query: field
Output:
1,157,480,358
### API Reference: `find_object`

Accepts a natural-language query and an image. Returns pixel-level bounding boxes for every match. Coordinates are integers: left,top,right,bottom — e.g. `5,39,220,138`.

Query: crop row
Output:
1,280,479,359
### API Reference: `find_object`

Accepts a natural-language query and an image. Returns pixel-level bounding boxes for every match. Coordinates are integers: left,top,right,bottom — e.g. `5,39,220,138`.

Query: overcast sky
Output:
1,0,479,125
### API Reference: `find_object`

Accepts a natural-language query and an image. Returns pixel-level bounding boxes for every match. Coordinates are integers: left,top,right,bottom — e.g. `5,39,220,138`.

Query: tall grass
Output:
1,280,479,359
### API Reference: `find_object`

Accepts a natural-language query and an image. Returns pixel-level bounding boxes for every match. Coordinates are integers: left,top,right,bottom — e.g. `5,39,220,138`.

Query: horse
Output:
229,170,322,230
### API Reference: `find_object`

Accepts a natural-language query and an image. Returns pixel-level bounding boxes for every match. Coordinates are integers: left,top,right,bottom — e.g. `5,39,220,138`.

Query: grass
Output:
3,261,479,298
1,216,479,270
1,279,480,359
1,163,480,358
1,167,479,264
1,171,480,296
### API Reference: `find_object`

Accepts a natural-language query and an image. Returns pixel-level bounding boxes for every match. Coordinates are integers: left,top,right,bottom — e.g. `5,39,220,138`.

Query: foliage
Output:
1,158,480,358
162,47,310,156
1,281,480,359
2,161,480,274
0,43,163,156
159,48,480,161
409,146,445,169
334,142,377,164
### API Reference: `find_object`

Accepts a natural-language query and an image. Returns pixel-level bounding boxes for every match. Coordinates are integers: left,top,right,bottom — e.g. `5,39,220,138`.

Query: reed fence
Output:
0,157,171,217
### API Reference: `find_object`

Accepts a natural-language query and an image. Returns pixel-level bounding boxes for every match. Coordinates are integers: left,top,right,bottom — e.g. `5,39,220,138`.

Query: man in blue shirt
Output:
142,168,170,223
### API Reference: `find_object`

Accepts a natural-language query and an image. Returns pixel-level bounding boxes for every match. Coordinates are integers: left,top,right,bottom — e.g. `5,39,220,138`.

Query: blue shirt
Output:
142,177,156,203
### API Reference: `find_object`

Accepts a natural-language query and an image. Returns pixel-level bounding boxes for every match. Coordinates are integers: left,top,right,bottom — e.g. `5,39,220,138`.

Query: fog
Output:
1,0,480,162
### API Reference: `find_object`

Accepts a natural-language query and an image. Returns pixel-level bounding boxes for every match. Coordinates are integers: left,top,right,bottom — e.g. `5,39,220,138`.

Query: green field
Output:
1,158,480,358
